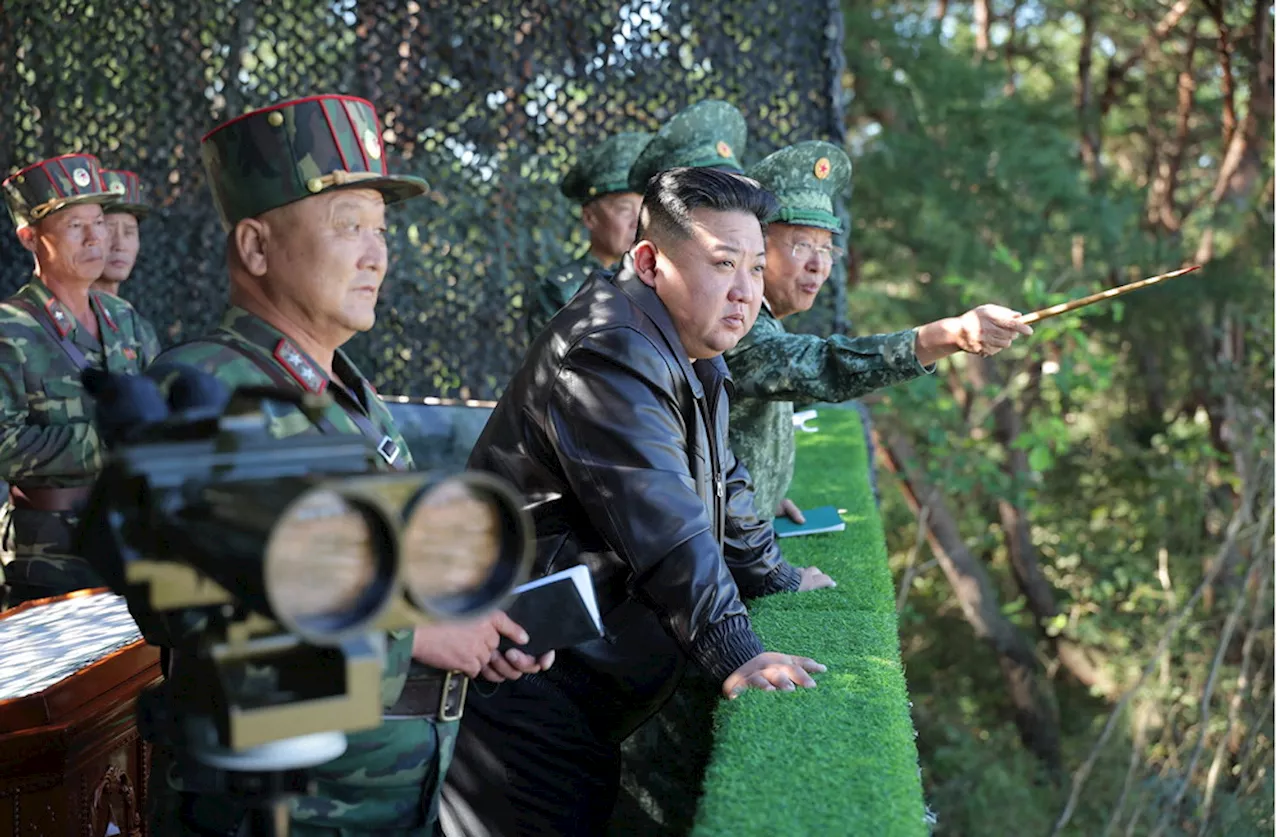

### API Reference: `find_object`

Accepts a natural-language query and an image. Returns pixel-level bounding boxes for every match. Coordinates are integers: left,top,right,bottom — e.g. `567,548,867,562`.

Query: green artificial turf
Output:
692,407,928,837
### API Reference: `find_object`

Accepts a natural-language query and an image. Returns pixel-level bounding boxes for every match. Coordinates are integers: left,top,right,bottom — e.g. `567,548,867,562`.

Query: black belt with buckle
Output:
385,666,468,722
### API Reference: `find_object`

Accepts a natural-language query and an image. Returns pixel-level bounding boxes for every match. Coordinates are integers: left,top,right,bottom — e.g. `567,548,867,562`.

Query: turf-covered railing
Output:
692,407,929,836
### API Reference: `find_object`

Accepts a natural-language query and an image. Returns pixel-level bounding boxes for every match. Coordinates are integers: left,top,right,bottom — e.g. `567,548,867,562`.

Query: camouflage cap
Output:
627,100,747,193
100,169,150,219
2,153,120,229
560,131,652,205
201,94,428,230
747,140,852,234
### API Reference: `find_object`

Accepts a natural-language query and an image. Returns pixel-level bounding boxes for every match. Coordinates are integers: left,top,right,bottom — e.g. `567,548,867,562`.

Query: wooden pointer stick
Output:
1018,265,1202,325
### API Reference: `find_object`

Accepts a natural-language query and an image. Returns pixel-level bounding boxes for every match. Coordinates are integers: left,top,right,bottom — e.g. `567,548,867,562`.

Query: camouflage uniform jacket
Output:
152,307,451,833
527,251,606,341
725,305,932,518
0,278,160,594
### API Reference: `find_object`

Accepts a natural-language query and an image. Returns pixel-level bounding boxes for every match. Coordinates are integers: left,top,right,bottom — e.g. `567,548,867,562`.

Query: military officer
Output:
94,168,163,348
726,141,1032,521
526,131,650,340
145,94,550,836
0,153,161,608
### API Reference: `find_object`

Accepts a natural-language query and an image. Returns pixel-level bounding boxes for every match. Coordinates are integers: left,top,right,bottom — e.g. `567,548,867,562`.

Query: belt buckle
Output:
438,670,468,722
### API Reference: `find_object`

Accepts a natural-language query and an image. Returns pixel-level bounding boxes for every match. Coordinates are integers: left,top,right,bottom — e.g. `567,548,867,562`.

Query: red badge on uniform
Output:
44,298,73,337
273,339,328,393
123,348,137,360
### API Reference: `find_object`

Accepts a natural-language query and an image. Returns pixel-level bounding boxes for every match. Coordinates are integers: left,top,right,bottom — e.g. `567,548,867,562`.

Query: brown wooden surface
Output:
0,591,161,837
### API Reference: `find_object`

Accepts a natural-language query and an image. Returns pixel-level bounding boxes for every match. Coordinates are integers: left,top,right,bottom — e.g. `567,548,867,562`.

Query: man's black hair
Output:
635,166,778,244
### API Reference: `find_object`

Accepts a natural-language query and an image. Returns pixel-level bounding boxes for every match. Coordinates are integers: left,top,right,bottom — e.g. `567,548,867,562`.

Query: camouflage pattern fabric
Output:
747,140,852,234
2,153,119,229
290,717,459,834
149,306,451,833
627,100,748,193
526,252,606,342
725,305,931,518
559,131,652,205
151,307,410,449
202,94,428,230
100,168,151,218
0,278,159,602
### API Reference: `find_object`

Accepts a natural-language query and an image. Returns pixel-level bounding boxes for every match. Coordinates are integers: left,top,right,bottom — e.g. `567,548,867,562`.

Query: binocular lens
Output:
400,477,505,607
264,490,390,633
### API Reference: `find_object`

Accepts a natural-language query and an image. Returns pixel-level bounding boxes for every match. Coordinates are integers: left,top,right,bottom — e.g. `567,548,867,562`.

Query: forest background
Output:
841,1,1274,834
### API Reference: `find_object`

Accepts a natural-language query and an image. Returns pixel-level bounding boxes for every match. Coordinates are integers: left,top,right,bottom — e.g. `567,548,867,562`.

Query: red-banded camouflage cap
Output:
100,169,150,219
201,94,429,230
2,153,120,229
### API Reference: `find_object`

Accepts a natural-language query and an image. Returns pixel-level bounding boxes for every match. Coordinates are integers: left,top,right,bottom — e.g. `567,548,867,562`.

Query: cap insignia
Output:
72,168,91,188
716,141,733,159
814,157,832,180
363,129,382,161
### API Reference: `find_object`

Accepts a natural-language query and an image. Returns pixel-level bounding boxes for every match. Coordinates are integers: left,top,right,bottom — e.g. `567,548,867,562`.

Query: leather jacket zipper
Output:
695,391,726,549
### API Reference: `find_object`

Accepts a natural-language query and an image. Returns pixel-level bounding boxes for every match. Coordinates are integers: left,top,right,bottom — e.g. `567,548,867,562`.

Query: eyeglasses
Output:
790,241,844,263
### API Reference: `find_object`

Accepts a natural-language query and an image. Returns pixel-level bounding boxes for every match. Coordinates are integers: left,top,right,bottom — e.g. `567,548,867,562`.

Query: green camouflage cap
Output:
627,100,747,193
747,140,852,234
201,94,428,230
2,153,120,229
560,131,652,204
100,169,151,219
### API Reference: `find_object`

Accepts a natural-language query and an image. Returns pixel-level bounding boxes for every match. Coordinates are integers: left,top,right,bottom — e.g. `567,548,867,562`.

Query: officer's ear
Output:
632,240,659,288
15,224,37,254
231,218,270,278
580,201,600,235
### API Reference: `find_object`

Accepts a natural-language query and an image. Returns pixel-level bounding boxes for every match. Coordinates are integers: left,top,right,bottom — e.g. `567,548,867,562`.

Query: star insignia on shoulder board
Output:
273,339,328,394
92,296,119,332
44,298,73,337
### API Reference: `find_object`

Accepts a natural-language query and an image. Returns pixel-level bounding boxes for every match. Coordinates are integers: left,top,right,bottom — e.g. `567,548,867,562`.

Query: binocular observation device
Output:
77,371,533,763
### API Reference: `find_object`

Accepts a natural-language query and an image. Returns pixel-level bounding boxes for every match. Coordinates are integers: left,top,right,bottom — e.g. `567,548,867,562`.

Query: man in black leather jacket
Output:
441,167,834,836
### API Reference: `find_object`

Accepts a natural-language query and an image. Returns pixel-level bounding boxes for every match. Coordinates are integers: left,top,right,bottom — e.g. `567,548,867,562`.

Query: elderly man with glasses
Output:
726,141,1032,525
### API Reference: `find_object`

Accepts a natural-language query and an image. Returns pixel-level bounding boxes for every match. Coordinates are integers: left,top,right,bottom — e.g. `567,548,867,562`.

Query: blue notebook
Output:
772,505,847,538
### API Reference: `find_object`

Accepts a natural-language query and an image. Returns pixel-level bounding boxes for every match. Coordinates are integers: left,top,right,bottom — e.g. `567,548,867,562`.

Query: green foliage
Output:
694,408,927,837
843,0,1273,833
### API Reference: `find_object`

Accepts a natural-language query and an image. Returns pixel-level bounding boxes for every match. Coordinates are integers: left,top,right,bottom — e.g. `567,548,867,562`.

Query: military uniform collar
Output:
580,249,613,272
24,277,117,340
220,306,372,397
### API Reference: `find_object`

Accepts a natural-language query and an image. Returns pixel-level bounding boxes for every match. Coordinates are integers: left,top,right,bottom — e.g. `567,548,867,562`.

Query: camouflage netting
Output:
1,4,847,833
0,0,848,401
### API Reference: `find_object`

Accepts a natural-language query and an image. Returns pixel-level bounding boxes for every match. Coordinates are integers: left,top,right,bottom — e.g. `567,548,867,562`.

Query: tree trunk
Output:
877,426,1062,772
965,357,1117,695
974,0,990,55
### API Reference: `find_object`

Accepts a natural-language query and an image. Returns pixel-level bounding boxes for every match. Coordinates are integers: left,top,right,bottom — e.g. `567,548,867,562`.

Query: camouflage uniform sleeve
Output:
721,446,801,597
136,312,163,364
729,327,933,403
0,333,103,482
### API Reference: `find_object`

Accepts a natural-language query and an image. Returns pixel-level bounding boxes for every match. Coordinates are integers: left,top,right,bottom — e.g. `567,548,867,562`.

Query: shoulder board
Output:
272,339,328,394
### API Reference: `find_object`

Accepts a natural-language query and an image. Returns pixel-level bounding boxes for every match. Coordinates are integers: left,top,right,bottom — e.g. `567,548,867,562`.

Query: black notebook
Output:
497,565,604,657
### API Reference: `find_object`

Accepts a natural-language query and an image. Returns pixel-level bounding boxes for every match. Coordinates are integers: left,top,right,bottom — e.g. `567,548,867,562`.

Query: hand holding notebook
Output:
496,565,604,657
773,505,847,538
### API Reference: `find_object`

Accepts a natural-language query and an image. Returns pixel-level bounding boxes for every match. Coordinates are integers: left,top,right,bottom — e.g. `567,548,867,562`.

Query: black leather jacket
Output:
469,263,801,742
